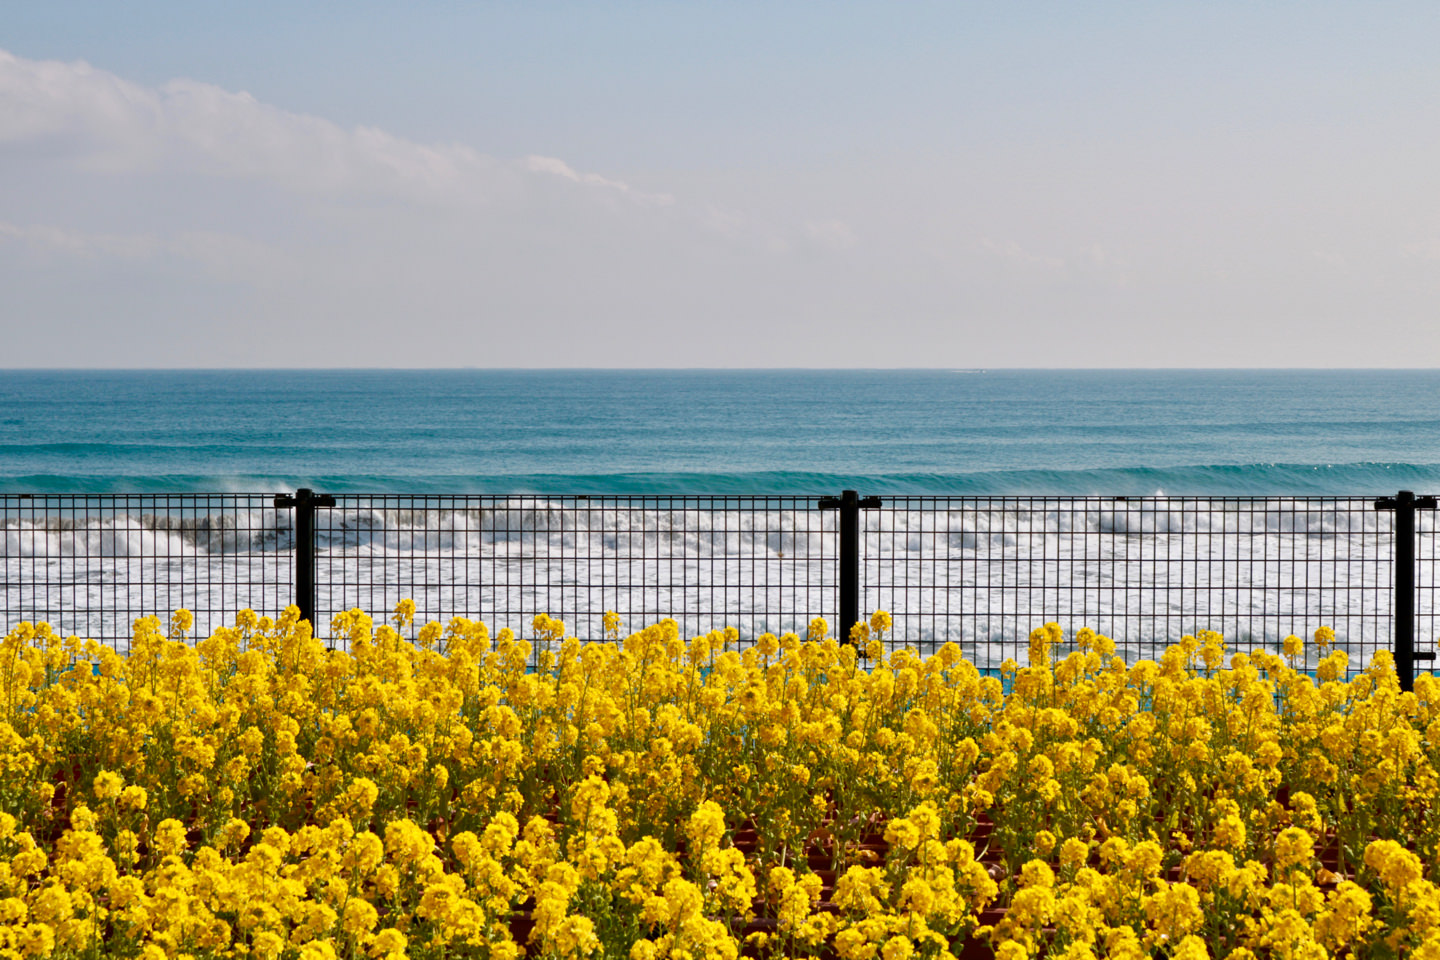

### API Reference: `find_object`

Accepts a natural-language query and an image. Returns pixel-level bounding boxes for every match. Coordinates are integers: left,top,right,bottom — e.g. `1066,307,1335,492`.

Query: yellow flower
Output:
118,785,147,812
1364,839,1423,893
1060,837,1089,871
1213,813,1246,850
881,934,914,960
91,770,123,802
1019,859,1055,890
298,942,338,960
169,608,193,638
153,818,188,857
1145,882,1203,941
995,944,1028,960
367,928,407,959
0,608,1433,958
685,800,727,852
341,899,378,938
884,817,921,851
1274,827,1315,873
1170,936,1210,960
17,924,56,958
1315,881,1373,948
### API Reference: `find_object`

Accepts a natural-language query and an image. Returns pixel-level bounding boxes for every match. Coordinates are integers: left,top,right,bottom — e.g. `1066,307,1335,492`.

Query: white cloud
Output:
0,49,831,265
1401,239,1440,263
524,154,673,206
0,220,158,258
803,218,858,250
0,218,296,287
0,49,869,364
0,49,661,209
3,46,1437,367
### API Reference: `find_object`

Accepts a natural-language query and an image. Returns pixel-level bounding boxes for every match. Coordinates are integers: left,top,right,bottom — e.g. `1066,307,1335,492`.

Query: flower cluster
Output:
0,607,1435,958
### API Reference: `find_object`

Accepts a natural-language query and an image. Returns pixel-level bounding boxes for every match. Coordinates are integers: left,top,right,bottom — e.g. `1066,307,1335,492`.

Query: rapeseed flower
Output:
0,608,1431,957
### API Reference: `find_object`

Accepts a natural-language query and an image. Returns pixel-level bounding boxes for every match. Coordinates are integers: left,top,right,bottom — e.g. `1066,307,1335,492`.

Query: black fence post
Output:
1375,490,1437,692
819,490,881,643
274,488,336,631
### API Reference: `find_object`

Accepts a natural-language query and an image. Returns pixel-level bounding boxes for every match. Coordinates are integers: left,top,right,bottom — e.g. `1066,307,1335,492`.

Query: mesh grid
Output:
1419,504,1439,671
314,495,834,645
862,496,1408,668
2,492,1436,671
0,494,291,647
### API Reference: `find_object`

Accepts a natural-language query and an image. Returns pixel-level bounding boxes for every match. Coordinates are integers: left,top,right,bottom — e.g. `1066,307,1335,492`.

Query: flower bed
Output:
1,606,1438,959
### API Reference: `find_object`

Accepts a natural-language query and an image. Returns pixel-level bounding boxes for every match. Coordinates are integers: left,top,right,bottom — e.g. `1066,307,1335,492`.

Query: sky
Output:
2,1,1439,368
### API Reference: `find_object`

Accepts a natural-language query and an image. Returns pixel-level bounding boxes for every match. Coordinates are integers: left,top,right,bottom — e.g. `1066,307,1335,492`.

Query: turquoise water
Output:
1,368,1438,495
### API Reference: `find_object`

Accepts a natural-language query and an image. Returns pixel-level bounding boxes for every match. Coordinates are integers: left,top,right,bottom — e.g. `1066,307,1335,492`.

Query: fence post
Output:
1375,490,1437,692
819,490,881,643
274,488,336,631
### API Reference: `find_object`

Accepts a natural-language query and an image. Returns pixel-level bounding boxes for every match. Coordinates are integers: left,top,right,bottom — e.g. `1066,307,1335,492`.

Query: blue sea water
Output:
1,368,1437,495
5,368,1440,656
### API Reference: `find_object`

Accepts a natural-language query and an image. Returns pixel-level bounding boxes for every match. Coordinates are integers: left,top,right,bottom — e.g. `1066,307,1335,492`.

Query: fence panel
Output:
2,492,1437,673
0,494,291,647
1419,503,1439,674
313,495,835,646
862,496,1407,669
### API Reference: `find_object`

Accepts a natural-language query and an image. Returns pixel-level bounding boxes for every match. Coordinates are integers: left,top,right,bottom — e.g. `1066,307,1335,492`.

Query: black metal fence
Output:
312,493,835,652
0,493,293,644
3,490,1437,686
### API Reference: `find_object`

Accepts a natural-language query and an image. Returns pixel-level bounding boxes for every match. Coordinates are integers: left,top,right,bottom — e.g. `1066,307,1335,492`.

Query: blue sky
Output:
3,2,1440,366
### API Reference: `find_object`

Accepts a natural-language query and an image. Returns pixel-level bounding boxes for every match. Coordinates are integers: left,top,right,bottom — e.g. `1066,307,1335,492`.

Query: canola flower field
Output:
0,604,1437,960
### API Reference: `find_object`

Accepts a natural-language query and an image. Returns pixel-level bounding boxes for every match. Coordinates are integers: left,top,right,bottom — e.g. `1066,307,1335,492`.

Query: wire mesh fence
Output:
313,495,835,646
1420,504,1440,672
0,494,292,645
860,496,1432,670
3,492,1436,672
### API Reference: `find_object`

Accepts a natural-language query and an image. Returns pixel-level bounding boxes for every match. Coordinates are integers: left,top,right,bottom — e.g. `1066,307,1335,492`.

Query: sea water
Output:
3,369,1440,495
3,369,1439,660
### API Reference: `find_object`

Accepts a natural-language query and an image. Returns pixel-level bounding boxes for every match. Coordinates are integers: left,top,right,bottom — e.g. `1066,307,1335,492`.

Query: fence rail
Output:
3,490,1437,687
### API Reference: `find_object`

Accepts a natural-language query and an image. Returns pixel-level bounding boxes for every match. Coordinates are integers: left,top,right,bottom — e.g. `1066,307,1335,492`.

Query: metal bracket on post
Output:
274,488,336,632
818,490,882,644
1375,490,1437,692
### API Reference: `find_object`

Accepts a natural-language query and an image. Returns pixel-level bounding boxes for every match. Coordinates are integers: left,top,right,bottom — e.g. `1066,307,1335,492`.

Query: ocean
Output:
3,369,1439,660
3,368,1440,495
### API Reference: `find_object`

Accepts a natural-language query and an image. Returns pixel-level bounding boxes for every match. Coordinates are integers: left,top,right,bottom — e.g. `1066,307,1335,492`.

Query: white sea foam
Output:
2,499,1434,669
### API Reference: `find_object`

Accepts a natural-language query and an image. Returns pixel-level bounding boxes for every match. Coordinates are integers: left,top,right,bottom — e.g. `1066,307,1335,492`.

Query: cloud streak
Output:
0,49,692,214
0,49,861,365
